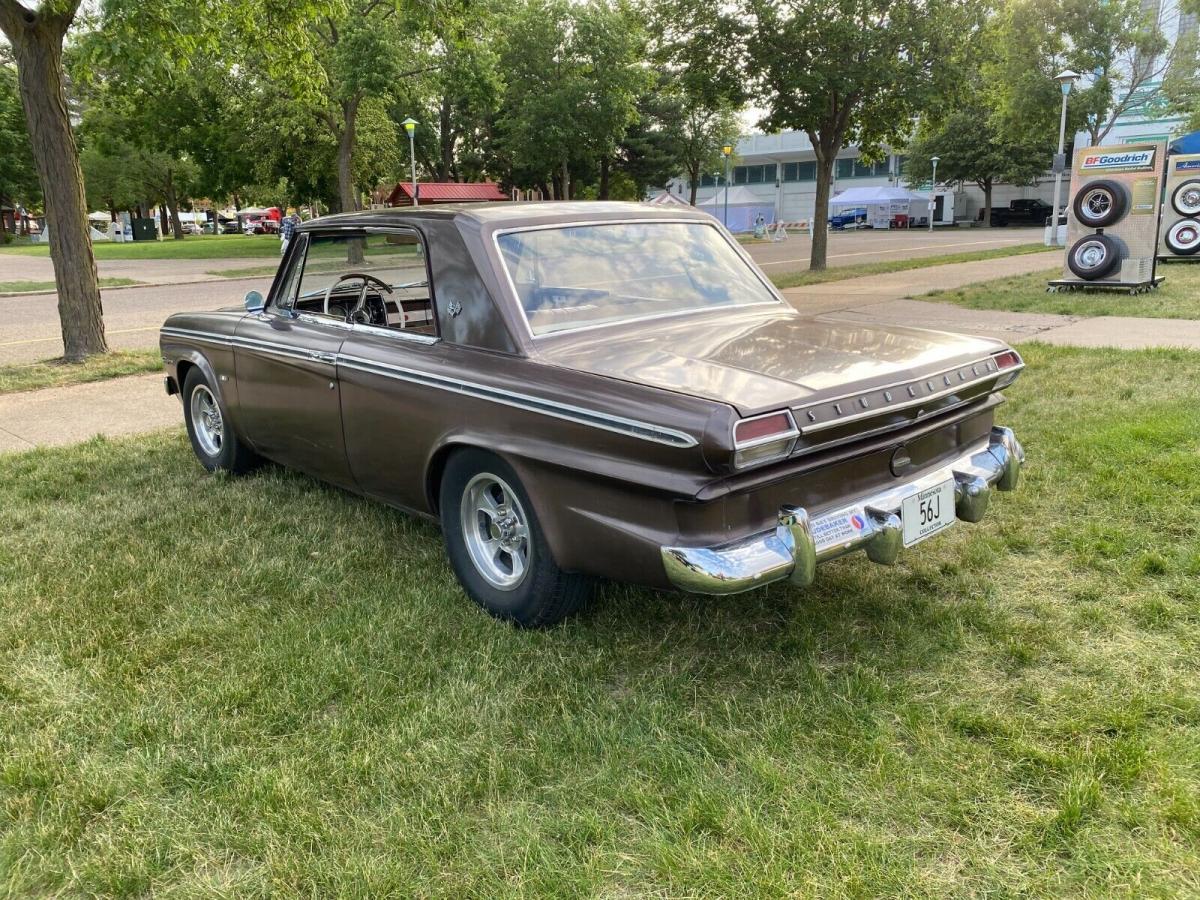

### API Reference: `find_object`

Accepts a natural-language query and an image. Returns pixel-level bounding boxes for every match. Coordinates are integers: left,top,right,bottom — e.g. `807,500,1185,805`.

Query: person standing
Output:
280,211,301,255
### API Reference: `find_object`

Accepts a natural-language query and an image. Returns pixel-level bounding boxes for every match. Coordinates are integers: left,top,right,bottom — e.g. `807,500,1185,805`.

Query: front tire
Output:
1072,179,1128,228
182,367,260,474
440,448,592,627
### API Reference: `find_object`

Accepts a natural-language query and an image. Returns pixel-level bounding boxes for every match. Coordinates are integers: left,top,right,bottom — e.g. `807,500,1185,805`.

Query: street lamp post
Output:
721,144,733,228
1049,70,1080,247
929,155,940,232
402,117,419,207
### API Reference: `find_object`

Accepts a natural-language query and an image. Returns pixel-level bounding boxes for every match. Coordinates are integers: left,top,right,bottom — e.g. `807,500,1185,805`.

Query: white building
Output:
1077,0,1196,147
661,131,1058,227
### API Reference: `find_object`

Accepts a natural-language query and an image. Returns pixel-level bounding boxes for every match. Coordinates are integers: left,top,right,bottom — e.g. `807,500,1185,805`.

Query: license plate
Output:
901,479,956,547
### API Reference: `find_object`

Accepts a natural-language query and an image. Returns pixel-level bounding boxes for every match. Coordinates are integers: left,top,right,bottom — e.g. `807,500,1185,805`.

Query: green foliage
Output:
493,0,648,196
0,57,39,215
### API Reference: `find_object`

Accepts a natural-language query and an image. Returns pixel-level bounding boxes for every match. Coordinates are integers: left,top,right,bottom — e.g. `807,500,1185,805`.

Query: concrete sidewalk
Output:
0,374,180,453
782,251,1200,349
4,250,1200,452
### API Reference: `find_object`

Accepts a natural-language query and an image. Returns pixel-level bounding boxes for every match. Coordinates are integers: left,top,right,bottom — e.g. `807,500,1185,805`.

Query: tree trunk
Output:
166,181,184,240
810,148,836,271
158,202,169,236
0,210,7,241
598,157,610,200
982,180,993,227
336,95,361,215
688,164,699,206
439,93,454,181
2,4,106,360
561,158,570,201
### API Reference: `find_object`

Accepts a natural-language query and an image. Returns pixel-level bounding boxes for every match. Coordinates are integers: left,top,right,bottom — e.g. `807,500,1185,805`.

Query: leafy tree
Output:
906,105,1047,226
905,5,1051,226
0,0,106,358
757,0,975,269
495,0,647,199
693,0,978,269
0,55,39,241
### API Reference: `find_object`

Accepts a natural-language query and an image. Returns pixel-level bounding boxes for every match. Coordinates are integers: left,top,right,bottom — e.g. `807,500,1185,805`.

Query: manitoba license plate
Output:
901,479,956,547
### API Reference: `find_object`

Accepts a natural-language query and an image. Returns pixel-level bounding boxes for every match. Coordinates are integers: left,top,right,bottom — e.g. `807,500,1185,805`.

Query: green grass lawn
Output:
0,350,162,395
771,243,1054,290
0,277,140,295
927,263,1200,319
2,345,1199,896
0,234,283,261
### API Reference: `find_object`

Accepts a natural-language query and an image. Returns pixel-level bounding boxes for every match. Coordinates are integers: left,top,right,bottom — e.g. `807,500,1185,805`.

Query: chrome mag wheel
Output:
190,384,224,457
460,472,531,590
1082,188,1111,219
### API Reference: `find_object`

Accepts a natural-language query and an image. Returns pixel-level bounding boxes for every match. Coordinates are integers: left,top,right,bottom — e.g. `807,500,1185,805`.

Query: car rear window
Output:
496,221,779,336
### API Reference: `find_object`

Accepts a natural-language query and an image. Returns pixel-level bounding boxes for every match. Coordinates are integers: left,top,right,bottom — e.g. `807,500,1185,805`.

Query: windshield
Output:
496,221,779,336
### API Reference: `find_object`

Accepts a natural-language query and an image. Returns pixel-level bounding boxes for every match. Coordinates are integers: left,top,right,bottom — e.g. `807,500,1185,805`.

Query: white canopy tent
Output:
698,186,776,233
830,185,931,229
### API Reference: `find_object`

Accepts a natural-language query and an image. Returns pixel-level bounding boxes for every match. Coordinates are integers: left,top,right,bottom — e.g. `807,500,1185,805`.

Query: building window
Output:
854,159,875,177
731,164,776,186
782,161,817,182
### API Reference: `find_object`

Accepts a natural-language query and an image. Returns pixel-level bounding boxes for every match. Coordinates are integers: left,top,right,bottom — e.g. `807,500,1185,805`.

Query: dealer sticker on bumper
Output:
901,479,956,547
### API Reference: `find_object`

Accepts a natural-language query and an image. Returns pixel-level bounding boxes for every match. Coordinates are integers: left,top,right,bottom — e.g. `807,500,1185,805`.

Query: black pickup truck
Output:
980,199,1053,227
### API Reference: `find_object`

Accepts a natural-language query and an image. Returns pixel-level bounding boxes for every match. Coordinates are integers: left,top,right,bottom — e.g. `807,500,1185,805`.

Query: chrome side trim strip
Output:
337,353,698,448
162,327,699,448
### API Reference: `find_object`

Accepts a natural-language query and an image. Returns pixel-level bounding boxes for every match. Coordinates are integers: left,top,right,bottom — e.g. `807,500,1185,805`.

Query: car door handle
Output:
310,351,337,364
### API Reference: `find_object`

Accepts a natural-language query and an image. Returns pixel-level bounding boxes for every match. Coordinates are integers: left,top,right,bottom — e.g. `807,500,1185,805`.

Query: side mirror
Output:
244,290,265,312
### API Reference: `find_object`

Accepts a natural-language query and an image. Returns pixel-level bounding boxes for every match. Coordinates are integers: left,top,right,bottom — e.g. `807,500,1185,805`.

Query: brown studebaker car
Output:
161,202,1024,626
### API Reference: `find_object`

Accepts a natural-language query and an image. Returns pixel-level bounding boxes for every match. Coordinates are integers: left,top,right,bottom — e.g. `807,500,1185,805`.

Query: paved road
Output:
0,275,274,365
0,226,1044,366
7,249,1200,453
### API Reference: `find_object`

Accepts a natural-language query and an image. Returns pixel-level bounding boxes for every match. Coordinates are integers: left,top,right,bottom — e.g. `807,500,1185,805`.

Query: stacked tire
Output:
1163,180,1200,257
1067,179,1127,280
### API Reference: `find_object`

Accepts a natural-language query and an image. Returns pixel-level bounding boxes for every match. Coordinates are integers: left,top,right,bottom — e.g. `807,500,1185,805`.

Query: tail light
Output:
733,411,799,469
991,349,1023,388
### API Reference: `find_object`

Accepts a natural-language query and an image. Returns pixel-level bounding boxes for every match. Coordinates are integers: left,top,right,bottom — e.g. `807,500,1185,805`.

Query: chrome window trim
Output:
489,217,785,341
288,225,441,341
337,353,698,448
349,322,439,345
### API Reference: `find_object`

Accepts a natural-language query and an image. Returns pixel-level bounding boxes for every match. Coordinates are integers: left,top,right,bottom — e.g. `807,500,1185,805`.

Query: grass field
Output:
1,344,1198,896
927,263,1200,319
0,277,139,295
0,350,162,395
0,234,283,261
770,243,1052,289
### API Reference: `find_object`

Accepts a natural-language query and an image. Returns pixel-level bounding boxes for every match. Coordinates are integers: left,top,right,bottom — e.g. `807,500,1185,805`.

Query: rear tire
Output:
182,367,260,474
440,448,592,627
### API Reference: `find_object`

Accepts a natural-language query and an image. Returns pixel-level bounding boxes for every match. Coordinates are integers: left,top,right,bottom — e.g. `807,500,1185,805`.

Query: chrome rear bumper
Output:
662,426,1024,595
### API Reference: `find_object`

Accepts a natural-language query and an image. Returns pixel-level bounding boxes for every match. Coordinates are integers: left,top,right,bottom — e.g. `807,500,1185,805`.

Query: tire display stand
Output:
1157,153,1200,263
1046,276,1164,295
1050,141,1168,295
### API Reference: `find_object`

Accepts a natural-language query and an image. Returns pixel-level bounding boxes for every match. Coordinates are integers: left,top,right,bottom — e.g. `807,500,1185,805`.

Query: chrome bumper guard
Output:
662,426,1024,595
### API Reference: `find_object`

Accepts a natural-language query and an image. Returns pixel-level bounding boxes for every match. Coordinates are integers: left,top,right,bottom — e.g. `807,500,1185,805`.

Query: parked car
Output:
179,220,201,235
829,207,868,229
160,203,1025,626
241,215,280,235
219,218,242,234
982,199,1053,227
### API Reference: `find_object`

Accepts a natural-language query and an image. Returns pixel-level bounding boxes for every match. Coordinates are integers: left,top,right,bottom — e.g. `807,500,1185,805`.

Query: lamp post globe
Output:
402,117,419,207
1049,71,1080,246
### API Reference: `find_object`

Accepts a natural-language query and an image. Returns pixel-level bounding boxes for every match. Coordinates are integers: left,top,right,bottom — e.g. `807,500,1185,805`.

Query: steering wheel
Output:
322,273,394,324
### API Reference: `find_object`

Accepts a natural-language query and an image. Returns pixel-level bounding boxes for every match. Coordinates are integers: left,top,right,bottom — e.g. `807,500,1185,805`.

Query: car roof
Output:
297,201,715,233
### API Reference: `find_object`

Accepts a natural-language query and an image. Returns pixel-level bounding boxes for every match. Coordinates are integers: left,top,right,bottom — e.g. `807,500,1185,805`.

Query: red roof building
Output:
386,182,509,207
